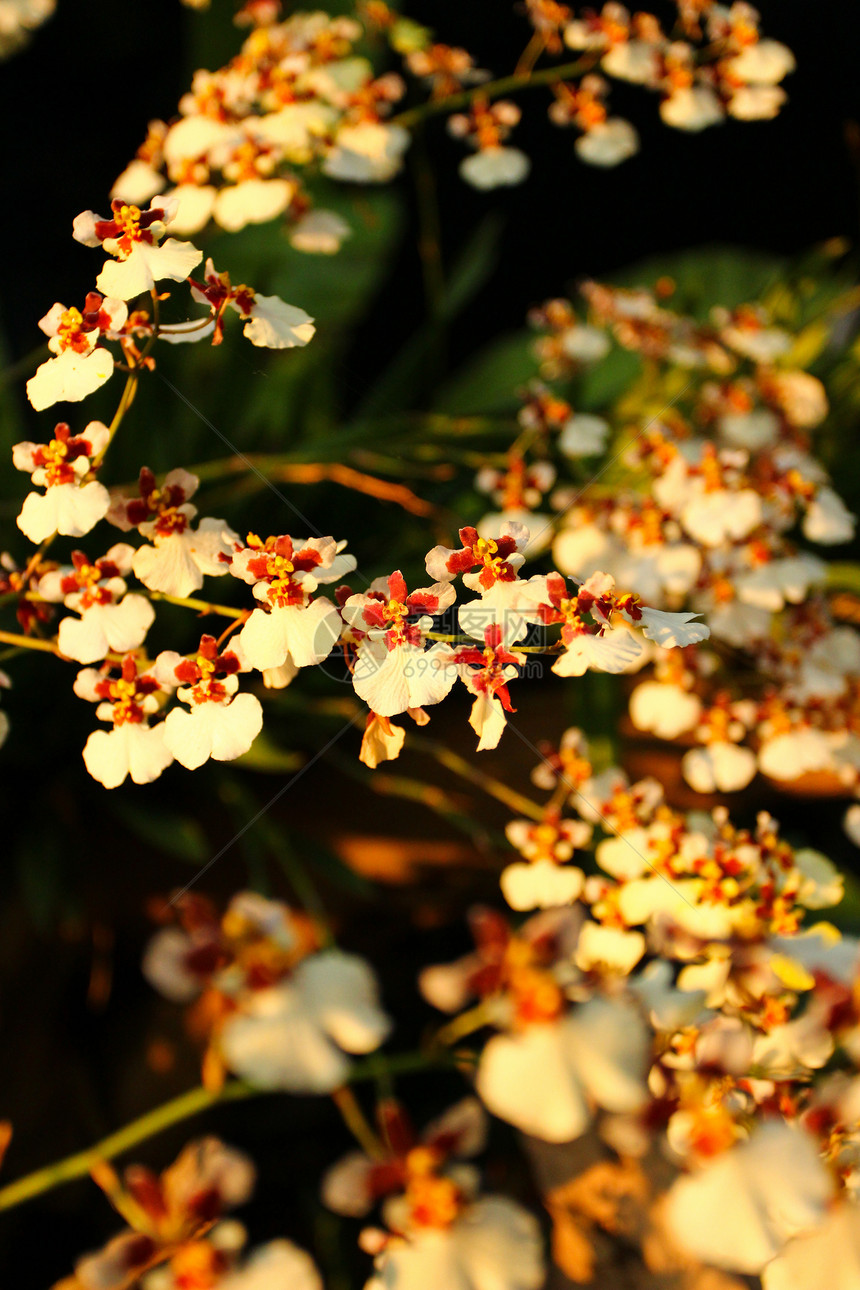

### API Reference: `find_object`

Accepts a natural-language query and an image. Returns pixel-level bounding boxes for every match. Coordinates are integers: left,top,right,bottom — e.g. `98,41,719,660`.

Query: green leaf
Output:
16,821,67,930
280,830,377,898
432,331,540,415
611,244,787,319
355,214,506,419
574,343,641,412
109,799,209,863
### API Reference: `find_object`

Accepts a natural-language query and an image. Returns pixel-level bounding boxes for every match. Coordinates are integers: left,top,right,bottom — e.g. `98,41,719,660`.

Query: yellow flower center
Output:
116,204,143,238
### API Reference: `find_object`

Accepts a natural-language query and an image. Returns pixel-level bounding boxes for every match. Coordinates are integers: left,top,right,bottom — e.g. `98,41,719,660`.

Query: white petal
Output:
629,681,701,739
82,723,173,788
575,119,638,166
681,742,757,793
219,1240,323,1290
459,147,530,189
660,86,724,131
294,950,391,1054
554,627,644,676
220,983,352,1092
727,40,795,85
764,1203,860,1290
500,859,584,911
238,598,340,672
96,238,202,300
567,996,650,1113
322,122,410,182
476,1023,591,1142
558,413,610,457
321,1151,376,1216
141,927,200,1003
26,346,115,411
111,159,167,204
574,922,645,974
447,1197,545,1290
289,209,351,254
353,641,456,717
213,179,294,232
163,693,263,769
664,1123,833,1274
133,534,203,596
58,595,154,664
163,184,217,237
639,606,709,648
468,691,508,751
17,481,110,543
242,294,315,349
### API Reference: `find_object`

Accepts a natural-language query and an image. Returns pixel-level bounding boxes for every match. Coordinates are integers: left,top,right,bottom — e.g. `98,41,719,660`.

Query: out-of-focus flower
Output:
144,891,391,1091
61,1138,255,1290
449,99,530,189
421,908,650,1142
664,1122,833,1274
0,0,54,59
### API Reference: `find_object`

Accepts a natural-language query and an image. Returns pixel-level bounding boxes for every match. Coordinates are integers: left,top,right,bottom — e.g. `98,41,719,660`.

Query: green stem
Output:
0,1051,459,1215
424,631,561,655
0,629,61,655
826,563,860,594
391,55,593,130
411,124,447,324
513,31,546,78
149,592,247,619
0,1082,255,1213
407,735,546,821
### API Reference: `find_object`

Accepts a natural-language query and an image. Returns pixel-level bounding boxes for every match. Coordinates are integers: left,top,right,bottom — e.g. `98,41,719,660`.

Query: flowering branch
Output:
0,1049,462,1215
0,629,63,655
0,1081,256,1214
391,55,594,129
406,735,547,821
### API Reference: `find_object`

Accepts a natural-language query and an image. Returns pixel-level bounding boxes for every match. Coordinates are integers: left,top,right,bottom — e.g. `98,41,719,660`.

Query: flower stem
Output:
407,735,546,821
149,592,248,620
0,1052,459,1214
391,54,593,130
0,1082,255,1213
514,32,546,77
331,1087,385,1159
0,629,61,655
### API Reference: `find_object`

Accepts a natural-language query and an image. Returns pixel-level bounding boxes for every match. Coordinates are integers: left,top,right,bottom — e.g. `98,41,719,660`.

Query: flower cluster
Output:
103,0,795,231
22,195,313,422
563,0,796,139
53,1136,324,1290
459,275,860,842
415,725,860,1283
0,0,54,60
8,378,711,781
85,718,859,1288
112,8,411,238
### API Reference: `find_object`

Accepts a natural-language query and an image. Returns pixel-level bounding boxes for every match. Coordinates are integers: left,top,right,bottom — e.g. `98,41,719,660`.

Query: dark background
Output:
1,3,860,1286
